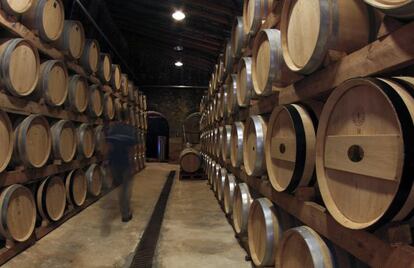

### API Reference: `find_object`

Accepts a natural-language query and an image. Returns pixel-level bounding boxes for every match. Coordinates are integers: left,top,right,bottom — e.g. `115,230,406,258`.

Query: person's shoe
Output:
122,213,133,222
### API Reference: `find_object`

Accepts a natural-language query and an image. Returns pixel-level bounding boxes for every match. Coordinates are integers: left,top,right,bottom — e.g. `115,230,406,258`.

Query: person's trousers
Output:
110,164,133,218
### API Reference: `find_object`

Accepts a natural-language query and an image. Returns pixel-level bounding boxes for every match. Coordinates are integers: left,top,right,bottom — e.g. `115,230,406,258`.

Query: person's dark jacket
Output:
106,123,138,168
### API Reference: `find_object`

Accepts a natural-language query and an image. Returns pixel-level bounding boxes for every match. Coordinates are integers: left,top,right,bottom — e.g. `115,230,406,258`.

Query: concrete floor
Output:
4,163,250,268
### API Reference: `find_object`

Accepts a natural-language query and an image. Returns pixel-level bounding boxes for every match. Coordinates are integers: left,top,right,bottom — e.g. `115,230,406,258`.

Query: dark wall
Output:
145,89,204,137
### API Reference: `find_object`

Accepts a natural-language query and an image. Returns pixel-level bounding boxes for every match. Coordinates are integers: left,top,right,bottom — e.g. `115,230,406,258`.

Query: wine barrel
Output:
231,16,247,59
216,126,224,158
208,160,216,185
54,20,85,60
364,0,414,19
101,165,113,189
36,60,68,107
212,163,221,193
223,39,234,75
265,104,316,193
114,98,123,120
87,84,103,117
316,77,414,230
221,125,232,162
0,38,40,97
243,0,275,36
98,53,112,83
37,176,66,221
121,74,129,97
179,147,201,173
1,0,33,15
103,92,115,120
223,173,237,215
243,115,267,176
215,92,222,121
22,0,64,42
128,81,135,102
51,120,76,163
233,183,253,234
66,75,88,113
86,164,103,197
217,167,227,201
230,122,245,168
276,226,335,268
76,123,95,159
0,110,13,172
217,54,225,84
13,114,51,168
281,0,375,75
226,74,238,115
65,169,87,206
80,39,100,74
0,184,36,242
248,198,283,267
237,57,255,107
252,29,301,96
94,125,106,155
110,64,122,91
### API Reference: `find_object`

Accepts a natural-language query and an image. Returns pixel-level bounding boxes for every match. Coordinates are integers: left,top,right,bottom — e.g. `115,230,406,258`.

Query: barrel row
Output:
201,155,366,268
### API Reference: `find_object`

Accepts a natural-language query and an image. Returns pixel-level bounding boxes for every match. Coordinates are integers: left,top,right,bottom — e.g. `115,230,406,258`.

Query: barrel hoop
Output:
295,226,327,267
40,177,53,221
0,185,18,239
68,170,77,206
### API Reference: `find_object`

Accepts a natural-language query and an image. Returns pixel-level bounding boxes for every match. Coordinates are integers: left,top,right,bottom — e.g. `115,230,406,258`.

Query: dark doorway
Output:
146,111,170,160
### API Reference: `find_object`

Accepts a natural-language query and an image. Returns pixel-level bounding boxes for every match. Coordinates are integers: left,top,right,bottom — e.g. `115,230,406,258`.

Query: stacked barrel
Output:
0,1,148,248
200,0,414,267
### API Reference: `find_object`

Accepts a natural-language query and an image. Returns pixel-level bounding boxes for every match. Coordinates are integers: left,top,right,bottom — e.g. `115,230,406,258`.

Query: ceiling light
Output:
175,61,183,67
172,10,185,21
174,45,184,52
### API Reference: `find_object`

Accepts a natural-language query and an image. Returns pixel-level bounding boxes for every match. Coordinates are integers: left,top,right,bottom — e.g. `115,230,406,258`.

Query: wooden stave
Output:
231,16,247,59
36,60,68,107
65,169,87,207
80,39,100,74
0,38,40,97
243,115,268,176
98,53,112,83
221,125,232,162
216,126,224,158
76,123,95,159
54,20,85,60
226,74,239,115
223,39,234,75
1,0,33,15
13,114,51,168
315,77,414,230
87,84,104,117
223,173,237,215
103,92,115,120
275,225,335,268
265,104,317,193
85,164,103,197
230,121,245,168
217,167,227,201
0,184,36,242
179,147,201,173
110,64,122,91
36,176,66,222
22,0,65,42
233,182,253,235
50,119,77,163
364,0,414,19
0,110,13,172
243,0,273,36
66,75,88,113
237,57,256,107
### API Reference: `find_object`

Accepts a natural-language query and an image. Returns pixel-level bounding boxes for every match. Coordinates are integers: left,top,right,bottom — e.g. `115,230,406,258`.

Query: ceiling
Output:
67,0,242,88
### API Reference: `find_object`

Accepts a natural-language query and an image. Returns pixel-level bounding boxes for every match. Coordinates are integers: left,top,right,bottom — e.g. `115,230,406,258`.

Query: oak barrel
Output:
216,126,224,158
98,53,112,83
217,167,227,201
54,20,85,60
114,98,123,120
237,57,255,107
22,0,65,42
36,60,68,107
87,84,103,117
230,121,245,168
0,184,36,242
1,0,33,15
66,75,88,113
316,77,414,229
223,39,234,75
243,0,275,35
65,169,87,206
252,29,300,96
233,183,253,234
13,114,51,168
0,110,13,172
0,38,40,97
221,125,232,162
76,123,95,159
281,0,375,74
94,125,106,155
80,39,100,74
208,160,217,185
86,164,103,197
223,173,237,215
243,115,268,176
179,147,201,173
364,0,414,19
103,92,115,120
226,74,238,115
51,120,77,163
212,163,221,193
265,104,316,193
121,74,129,97
37,176,66,221
111,64,122,91
231,16,247,59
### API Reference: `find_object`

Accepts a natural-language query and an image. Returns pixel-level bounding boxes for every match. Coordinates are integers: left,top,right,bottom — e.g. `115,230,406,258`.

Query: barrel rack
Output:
205,4,414,268
0,8,146,265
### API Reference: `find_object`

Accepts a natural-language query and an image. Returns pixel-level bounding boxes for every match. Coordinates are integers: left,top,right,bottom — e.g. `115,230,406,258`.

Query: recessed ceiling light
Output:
172,10,185,21
175,61,183,67
174,45,184,52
